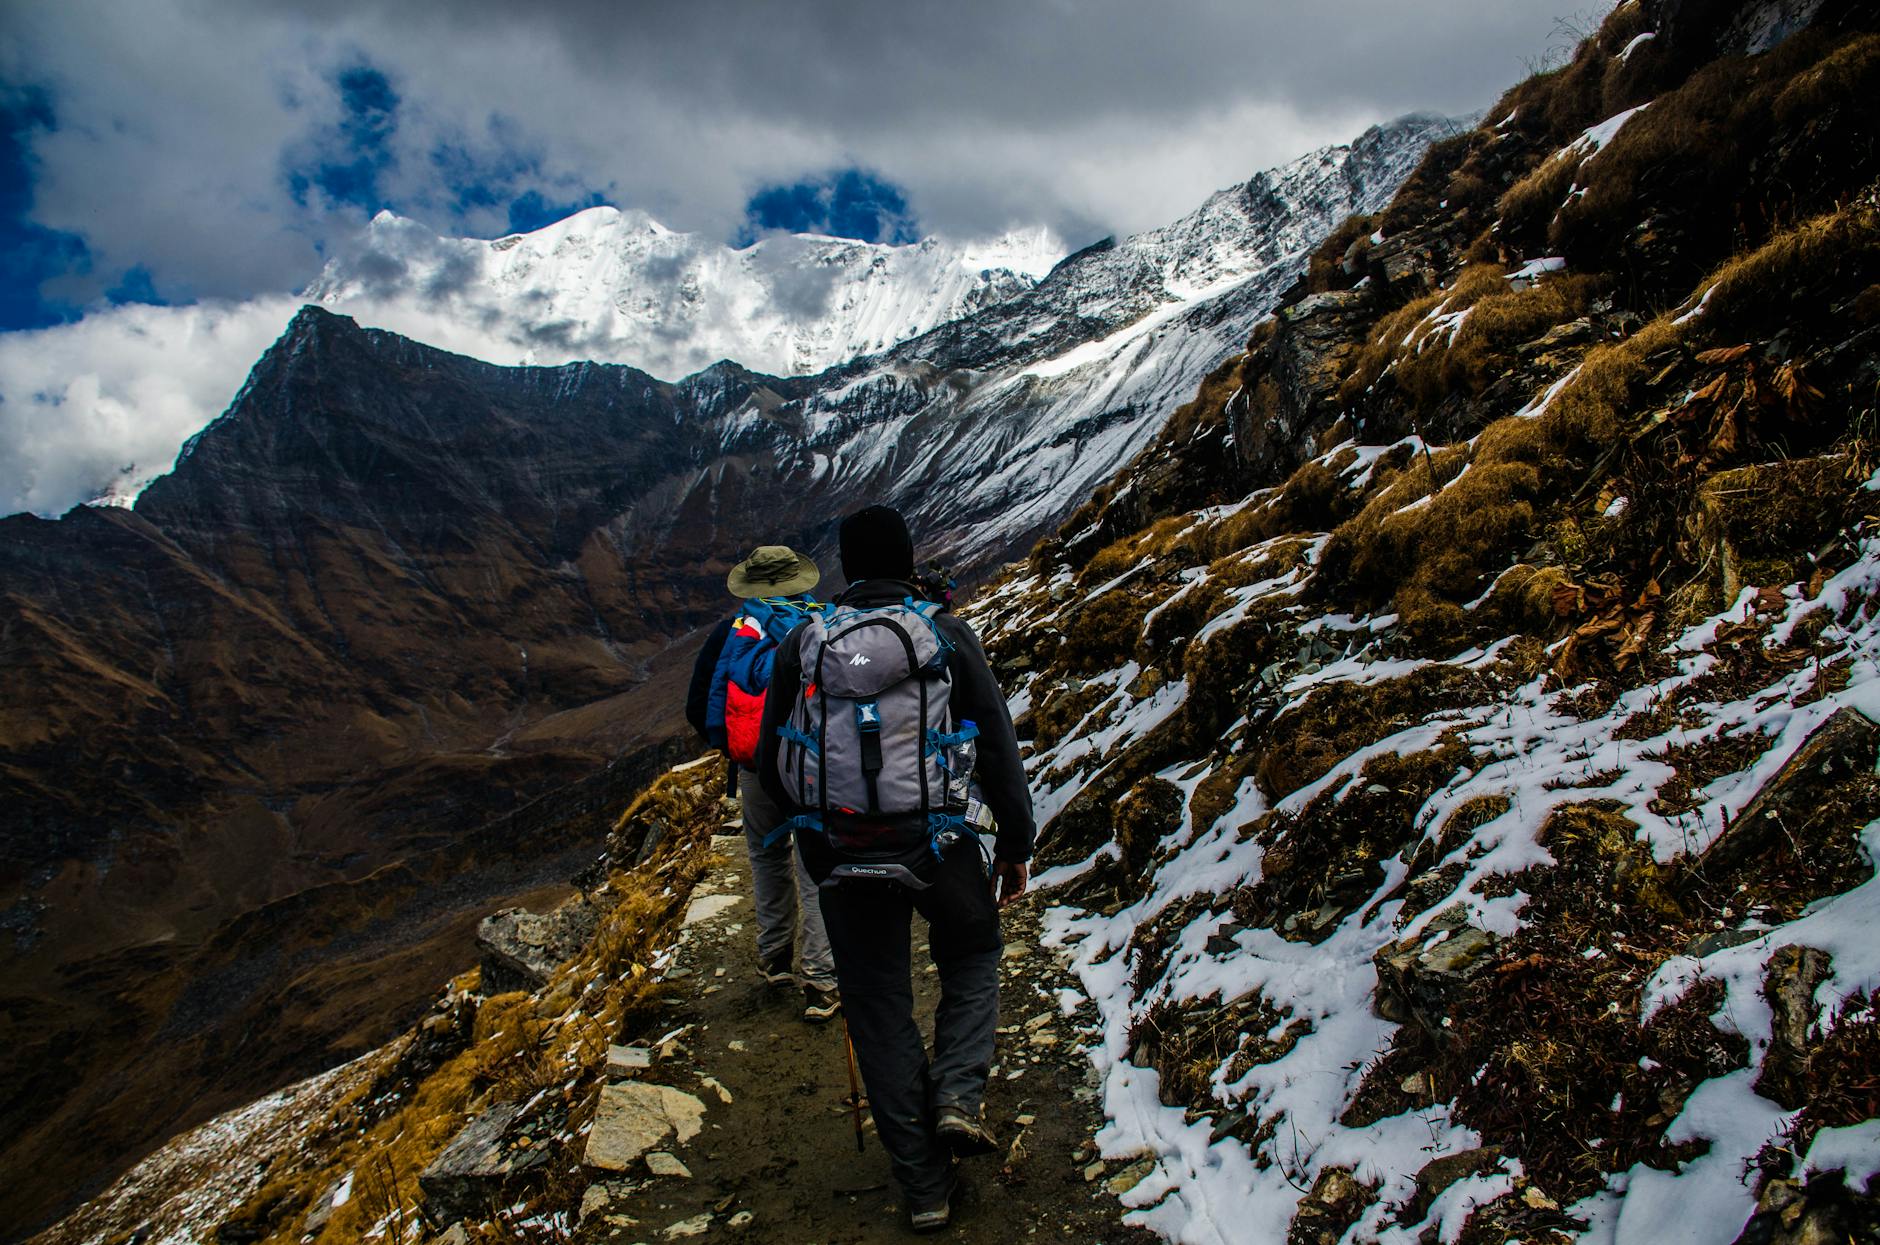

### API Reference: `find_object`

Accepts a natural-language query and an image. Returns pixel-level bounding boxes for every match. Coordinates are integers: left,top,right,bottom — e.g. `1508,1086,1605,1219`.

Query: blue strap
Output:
926,812,969,860
762,813,825,849
902,596,954,656
777,723,821,754
924,721,980,760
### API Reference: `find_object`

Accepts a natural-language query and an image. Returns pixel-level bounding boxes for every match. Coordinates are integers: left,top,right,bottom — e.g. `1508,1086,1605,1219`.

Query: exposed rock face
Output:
1758,944,1836,1109
418,1103,554,1225
476,899,599,994
1692,708,1880,882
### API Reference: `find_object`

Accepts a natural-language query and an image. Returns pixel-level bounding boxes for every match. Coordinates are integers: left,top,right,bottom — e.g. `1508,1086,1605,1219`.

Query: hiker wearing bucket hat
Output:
689,543,839,1022
726,544,820,598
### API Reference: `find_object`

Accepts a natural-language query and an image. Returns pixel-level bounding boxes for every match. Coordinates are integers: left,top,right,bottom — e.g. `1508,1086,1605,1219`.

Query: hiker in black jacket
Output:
758,504,1034,1233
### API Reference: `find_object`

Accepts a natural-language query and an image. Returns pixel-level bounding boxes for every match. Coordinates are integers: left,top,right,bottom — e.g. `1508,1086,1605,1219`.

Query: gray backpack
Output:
773,597,979,863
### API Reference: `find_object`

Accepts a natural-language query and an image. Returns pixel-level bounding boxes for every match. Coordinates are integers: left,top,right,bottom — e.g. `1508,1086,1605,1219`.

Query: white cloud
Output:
0,298,300,515
6,0,1588,293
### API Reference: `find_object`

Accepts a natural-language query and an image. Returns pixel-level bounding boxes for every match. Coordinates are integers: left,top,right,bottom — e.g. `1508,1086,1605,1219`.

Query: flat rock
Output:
584,1082,707,1172
645,1150,692,1178
683,893,744,926
606,1044,654,1078
1105,1157,1157,1196
665,1213,713,1239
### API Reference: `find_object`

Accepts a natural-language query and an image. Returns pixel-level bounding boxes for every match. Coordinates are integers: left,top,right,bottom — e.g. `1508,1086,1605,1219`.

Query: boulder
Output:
1755,944,1834,1109
645,1151,693,1178
417,1102,552,1224
583,1082,707,1172
1730,1170,1880,1245
476,898,599,994
1373,905,1500,1036
1690,708,1879,884
1287,1166,1376,1245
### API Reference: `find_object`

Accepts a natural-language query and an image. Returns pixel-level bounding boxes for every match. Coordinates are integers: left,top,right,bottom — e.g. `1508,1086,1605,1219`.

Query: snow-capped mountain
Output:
0,113,1460,1232
304,206,1062,380
723,112,1470,566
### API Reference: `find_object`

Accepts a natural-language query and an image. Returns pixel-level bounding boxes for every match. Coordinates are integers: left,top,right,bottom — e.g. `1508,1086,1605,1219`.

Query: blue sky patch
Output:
738,168,920,246
0,84,93,330
287,63,400,212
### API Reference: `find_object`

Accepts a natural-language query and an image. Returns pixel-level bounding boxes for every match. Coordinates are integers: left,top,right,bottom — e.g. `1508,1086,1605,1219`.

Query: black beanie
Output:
839,504,915,584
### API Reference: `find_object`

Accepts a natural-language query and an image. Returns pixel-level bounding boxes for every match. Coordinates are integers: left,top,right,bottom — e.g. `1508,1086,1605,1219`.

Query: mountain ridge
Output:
0,112,1461,1234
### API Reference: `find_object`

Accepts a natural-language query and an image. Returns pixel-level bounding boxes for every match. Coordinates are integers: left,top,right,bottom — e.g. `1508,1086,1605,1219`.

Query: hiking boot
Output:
934,1105,999,1158
802,982,840,1023
760,954,795,986
908,1166,959,1233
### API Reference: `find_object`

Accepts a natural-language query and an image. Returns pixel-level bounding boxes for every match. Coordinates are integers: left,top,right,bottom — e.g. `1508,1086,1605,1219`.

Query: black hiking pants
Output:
815,842,1003,1209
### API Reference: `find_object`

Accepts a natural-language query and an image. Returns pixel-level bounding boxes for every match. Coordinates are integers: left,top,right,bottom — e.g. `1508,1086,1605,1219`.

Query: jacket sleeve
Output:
940,614,1036,863
686,619,732,744
757,624,804,813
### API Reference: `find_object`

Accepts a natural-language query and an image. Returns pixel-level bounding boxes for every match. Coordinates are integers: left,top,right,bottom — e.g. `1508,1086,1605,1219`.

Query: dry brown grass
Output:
1340,263,1606,420
1160,351,1250,448
1202,464,1348,560
1337,265,1507,404
226,762,723,1244
1543,29,1879,293
1310,283,1700,648
1771,32,1880,125
1695,200,1880,343
1304,213,1378,293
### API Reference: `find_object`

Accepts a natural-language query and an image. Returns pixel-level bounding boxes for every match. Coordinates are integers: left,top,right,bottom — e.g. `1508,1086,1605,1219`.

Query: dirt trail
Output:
571,831,1160,1244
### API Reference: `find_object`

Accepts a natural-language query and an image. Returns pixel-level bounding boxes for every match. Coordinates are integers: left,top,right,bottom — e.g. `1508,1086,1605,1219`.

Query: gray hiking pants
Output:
738,769,835,987
817,843,1003,1208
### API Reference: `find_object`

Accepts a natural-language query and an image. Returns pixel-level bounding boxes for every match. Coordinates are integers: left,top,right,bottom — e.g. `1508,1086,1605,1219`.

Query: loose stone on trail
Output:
646,1150,693,1178
583,1083,707,1172
606,1044,654,1078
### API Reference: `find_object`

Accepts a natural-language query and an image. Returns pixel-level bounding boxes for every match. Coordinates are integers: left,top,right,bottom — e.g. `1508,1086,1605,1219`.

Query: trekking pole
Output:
842,1018,866,1153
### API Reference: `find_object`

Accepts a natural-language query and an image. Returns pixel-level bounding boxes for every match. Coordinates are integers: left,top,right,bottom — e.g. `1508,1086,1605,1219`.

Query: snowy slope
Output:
974,510,1880,1245
718,113,1468,568
304,207,1062,379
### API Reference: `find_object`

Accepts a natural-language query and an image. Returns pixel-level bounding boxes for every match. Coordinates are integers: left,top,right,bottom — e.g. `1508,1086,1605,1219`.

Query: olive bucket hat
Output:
726,544,821,599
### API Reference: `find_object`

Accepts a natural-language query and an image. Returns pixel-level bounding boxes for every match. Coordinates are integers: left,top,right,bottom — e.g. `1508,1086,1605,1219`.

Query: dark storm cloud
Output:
2,0,1592,307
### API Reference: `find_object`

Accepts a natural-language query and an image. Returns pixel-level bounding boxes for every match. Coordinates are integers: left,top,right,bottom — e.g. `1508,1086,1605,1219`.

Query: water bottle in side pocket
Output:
948,721,977,806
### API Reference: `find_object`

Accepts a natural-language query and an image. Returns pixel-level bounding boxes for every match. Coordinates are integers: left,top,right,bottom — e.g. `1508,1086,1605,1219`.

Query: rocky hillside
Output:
1,114,1455,1234
959,0,1880,1238
27,756,731,1245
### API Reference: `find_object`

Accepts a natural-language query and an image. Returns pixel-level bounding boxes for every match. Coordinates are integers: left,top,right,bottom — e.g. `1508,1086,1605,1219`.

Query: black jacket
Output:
757,579,1036,864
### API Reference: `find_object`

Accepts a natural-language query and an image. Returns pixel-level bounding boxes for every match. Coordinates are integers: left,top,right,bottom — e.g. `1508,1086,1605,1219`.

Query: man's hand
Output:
991,859,1029,907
